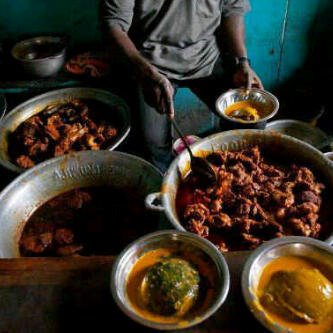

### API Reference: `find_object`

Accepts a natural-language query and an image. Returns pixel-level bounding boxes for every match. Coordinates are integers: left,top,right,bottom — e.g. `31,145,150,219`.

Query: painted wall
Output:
0,0,330,89
0,0,331,134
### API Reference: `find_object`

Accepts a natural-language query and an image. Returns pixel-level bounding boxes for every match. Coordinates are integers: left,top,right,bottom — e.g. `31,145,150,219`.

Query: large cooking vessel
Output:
0,87,131,173
146,130,333,245
0,151,162,258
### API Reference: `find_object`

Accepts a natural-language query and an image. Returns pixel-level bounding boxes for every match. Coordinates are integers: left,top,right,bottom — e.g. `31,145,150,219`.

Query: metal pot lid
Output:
266,119,329,150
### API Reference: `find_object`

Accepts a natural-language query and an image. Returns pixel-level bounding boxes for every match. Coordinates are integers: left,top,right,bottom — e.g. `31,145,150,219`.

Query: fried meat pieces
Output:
182,146,324,251
11,99,118,169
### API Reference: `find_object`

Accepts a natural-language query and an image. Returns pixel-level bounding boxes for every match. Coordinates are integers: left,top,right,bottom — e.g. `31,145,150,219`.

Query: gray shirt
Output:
102,0,250,80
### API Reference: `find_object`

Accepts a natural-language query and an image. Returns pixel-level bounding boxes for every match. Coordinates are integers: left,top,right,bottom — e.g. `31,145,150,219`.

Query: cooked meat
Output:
54,229,74,245
10,99,119,169
56,245,83,256
177,146,325,252
19,232,53,254
16,155,35,168
19,187,156,257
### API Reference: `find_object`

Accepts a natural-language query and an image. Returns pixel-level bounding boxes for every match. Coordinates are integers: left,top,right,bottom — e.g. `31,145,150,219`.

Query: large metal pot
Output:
146,130,333,245
0,151,162,258
0,87,131,173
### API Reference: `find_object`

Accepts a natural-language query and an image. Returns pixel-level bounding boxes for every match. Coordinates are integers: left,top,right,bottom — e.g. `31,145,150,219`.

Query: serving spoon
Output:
170,117,217,185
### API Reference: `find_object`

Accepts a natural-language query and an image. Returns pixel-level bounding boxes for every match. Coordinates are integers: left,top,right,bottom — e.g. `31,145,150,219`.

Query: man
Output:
101,0,263,171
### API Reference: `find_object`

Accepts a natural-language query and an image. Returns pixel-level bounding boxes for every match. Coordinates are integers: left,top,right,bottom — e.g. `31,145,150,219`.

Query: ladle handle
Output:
170,118,194,158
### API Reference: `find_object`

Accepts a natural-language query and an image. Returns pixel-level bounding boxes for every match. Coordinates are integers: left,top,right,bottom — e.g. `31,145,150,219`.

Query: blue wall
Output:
1,0,331,134
1,0,330,89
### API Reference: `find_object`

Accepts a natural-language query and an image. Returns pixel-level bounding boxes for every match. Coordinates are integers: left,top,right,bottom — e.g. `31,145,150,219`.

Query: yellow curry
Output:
257,255,333,333
224,101,266,122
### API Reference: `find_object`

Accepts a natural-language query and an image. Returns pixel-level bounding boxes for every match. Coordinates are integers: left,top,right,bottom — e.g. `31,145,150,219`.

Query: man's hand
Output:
232,61,263,90
103,27,175,118
136,64,175,118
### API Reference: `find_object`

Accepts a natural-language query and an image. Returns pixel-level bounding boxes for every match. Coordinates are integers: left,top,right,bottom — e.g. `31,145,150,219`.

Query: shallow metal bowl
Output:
242,236,333,333
0,87,131,173
11,36,66,78
111,230,230,330
266,119,329,149
216,88,279,127
0,150,162,258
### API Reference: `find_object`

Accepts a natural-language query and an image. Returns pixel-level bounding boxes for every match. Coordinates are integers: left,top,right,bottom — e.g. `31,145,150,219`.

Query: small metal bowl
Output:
242,236,333,333
216,88,279,129
111,230,230,330
11,36,66,78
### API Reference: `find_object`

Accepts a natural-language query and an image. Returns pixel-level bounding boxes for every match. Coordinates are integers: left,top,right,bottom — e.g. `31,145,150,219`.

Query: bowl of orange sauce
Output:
242,236,333,333
216,88,279,129
111,230,230,330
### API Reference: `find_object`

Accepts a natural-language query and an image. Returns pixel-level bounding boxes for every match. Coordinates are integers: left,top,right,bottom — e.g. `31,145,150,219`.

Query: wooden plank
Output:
0,253,268,333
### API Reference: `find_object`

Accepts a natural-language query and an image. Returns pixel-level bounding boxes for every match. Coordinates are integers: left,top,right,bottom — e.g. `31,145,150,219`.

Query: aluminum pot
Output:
0,87,131,173
146,130,333,245
266,119,330,150
0,150,162,258
11,36,66,78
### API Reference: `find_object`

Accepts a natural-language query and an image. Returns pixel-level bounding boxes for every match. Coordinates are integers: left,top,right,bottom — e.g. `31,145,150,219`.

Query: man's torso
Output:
130,0,223,79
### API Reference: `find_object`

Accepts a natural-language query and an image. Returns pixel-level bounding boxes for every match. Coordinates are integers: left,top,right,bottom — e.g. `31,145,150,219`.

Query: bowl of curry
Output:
111,230,230,330
242,236,333,333
216,88,279,129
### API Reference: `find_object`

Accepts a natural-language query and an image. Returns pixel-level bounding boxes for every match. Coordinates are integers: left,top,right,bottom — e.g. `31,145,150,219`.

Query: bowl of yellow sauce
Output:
216,88,279,129
111,230,230,330
242,236,333,333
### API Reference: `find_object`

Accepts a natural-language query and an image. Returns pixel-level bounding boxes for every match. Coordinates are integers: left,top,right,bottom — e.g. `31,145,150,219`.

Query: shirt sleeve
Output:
101,0,135,33
221,0,251,17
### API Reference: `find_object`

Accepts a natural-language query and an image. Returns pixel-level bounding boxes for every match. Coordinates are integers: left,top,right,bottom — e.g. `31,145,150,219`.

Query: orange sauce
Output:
224,101,267,122
257,255,333,333
126,247,217,325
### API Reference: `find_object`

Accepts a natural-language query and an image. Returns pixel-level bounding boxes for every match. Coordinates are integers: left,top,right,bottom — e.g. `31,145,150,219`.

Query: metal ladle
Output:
170,118,217,184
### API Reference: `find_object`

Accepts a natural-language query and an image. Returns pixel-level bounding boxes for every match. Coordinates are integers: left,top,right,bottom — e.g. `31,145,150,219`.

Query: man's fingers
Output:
161,80,175,118
254,75,264,89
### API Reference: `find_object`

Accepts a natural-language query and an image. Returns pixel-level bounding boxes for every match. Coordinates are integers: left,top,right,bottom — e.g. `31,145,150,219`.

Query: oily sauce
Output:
257,256,333,333
19,186,156,257
126,247,218,324
224,101,267,122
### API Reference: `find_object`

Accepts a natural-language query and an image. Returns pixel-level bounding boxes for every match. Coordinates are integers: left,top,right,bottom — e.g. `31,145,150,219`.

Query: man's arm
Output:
101,0,174,117
219,0,263,89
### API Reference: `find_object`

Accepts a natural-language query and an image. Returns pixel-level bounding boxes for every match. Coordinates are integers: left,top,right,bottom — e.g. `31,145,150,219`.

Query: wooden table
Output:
0,252,268,333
